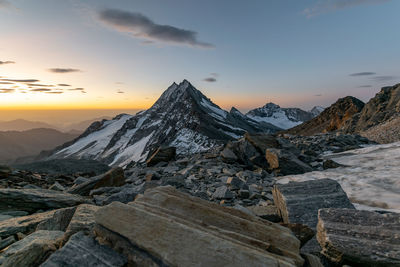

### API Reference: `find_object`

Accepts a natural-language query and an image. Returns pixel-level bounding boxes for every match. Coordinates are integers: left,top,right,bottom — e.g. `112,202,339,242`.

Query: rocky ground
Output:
0,132,398,267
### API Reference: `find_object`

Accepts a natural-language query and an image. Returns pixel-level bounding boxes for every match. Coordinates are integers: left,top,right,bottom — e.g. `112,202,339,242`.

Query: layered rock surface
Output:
95,186,304,266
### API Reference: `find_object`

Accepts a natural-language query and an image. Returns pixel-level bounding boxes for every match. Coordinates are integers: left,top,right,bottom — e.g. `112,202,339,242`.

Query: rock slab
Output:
317,208,400,266
95,186,304,267
273,179,355,229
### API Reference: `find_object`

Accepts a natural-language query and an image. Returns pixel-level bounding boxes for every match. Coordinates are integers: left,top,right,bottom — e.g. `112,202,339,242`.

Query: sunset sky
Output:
0,0,399,121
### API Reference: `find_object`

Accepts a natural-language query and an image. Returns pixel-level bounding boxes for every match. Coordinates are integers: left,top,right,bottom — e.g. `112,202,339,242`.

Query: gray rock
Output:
0,230,64,267
226,176,245,190
0,165,12,178
40,231,127,267
49,182,65,191
63,204,100,242
273,179,355,229
0,215,13,222
68,167,125,196
317,208,400,266
100,187,138,205
0,235,16,250
0,188,90,213
220,147,238,162
266,148,312,175
161,175,185,188
95,186,304,266
36,207,76,231
73,176,88,185
247,205,281,222
146,146,176,167
212,186,234,199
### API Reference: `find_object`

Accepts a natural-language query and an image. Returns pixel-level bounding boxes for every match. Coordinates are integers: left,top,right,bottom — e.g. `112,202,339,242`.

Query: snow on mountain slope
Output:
49,80,279,166
277,142,400,213
246,103,317,129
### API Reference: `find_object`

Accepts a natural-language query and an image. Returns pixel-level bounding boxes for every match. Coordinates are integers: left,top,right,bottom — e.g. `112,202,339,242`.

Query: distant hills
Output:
0,128,78,164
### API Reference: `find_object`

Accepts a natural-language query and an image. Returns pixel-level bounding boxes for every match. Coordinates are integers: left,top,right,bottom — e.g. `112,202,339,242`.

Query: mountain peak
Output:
262,102,280,109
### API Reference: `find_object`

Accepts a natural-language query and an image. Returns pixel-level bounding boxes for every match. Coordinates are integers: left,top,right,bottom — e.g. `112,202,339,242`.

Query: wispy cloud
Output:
0,81,13,84
350,72,376,76
117,90,124,94
314,94,323,96
27,83,55,87
58,84,71,86
68,88,84,91
203,77,217,82
0,0,11,9
304,0,391,17
45,91,64,94
370,75,397,82
98,9,214,48
30,88,52,92
0,88,14,93
0,60,15,65
1,79,39,83
48,68,82,73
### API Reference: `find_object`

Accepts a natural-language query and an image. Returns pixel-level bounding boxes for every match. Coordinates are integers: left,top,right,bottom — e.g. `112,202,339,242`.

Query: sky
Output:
0,0,399,121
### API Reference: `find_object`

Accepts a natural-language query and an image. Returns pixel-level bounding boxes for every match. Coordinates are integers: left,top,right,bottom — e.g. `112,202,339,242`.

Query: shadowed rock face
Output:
317,208,400,266
342,84,400,142
95,186,305,267
285,96,365,136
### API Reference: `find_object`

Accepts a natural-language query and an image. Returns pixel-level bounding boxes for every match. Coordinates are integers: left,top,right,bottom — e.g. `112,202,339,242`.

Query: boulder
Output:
317,208,400,266
244,133,280,153
63,204,100,241
212,185,234,199
280,223,315,247
48,182,65,191
36,207,76,231
0,188,90,213
0,235,16,250
146,147,176,167
266,149,312,175
99,187,137,206
0,230,64,267
220,147,238,162
273,179,355,229
95,186,304,266
67,167,125,196
41,231,127,267
0,209,64,238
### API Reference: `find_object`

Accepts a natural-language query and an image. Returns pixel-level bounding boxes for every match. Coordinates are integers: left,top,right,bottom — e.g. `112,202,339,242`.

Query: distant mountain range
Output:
45,80,322,166
0,128,78,164
0,117,112,133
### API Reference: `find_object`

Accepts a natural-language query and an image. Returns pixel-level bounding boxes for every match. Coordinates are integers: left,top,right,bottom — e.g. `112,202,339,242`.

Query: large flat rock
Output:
41,231,127,267
0,230,64,267
63,204,100,242
273,178,355,229
95,186,304,267
317,208,400,266
0,188,90,213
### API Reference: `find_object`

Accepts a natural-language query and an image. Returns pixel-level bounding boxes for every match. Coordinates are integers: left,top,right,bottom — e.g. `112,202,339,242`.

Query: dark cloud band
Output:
350,72,376,76
98,9,214,48
1,79,39,83
48,68,81,73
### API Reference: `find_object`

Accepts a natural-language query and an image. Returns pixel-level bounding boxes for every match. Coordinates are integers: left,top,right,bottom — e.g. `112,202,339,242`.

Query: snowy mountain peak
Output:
262,102,281,110
48,80,279,166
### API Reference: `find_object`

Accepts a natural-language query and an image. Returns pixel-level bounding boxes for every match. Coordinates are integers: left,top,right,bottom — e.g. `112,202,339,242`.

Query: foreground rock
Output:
95,186,304,266
0,230,63,266
317,208,400,266
67,167,125,196
41,231,127,267
63,204,100,242
266,149,312,175
273,179,355,229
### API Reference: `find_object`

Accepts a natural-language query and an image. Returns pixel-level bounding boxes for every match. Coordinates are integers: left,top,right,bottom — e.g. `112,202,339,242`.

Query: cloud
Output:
68,88,84,91
203,77,217,82
210,73,219,77
98,9,214,48
0,81,13,84
304,0,391,17
370,75,397,82
117,90,124,94
0,88,14,93
45,91,64,94
314,94,323,96
359,85,372,88
349,72,376,76
48,68,82,73
30,88,52,92
0,61,15,65
58,84,71,86
27,83,55,87
1,79,39,83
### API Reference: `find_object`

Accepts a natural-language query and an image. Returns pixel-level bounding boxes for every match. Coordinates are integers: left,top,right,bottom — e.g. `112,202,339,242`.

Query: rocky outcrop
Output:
273,179,355,229
63,204,100,241
0,230,64,266
317,208,400,266
95,186,304,266
286,96,365,136
0,188,90,213
41,231,127,267
342,84,400,143
266,148,312,175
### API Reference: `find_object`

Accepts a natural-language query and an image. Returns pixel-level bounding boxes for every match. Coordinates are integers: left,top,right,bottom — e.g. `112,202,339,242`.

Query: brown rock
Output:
247,205,281,222
64,204,100,242
280,223,315,247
